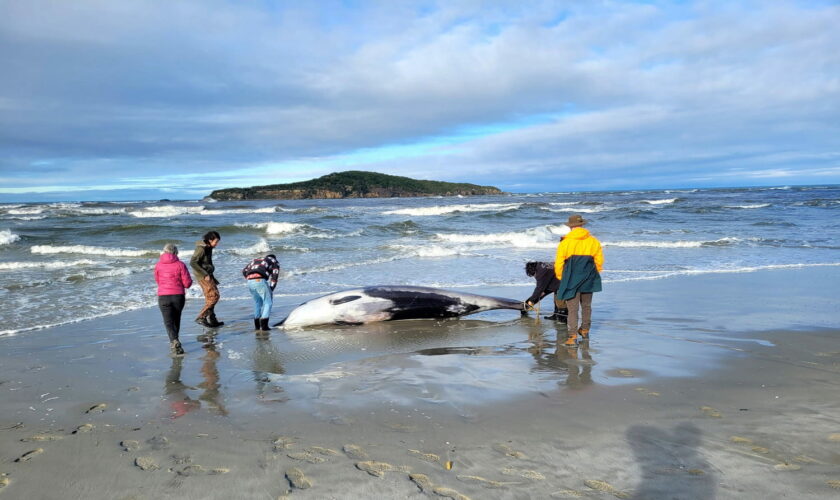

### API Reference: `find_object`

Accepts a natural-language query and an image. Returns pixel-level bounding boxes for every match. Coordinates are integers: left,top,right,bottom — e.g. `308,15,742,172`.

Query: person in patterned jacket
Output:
242,254,281,331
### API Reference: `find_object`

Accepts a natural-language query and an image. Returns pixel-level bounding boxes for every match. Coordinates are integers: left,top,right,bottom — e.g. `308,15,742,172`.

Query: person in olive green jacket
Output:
554,215,603,346
191,230,224,328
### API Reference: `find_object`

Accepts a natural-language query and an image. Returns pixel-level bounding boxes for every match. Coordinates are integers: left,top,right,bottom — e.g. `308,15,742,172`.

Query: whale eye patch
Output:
330,295,362,305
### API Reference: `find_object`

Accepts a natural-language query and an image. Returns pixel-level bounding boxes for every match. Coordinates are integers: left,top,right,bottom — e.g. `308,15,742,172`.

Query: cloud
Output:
0,0,838,200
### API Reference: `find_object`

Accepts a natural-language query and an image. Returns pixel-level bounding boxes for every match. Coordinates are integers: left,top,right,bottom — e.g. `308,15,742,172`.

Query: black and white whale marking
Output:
276,285,525,328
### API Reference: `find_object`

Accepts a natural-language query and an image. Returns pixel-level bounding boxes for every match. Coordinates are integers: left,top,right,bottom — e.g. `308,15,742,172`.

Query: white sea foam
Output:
0,230,21,246
31,244,155,257
724,204,770,209
128,205,206,218
5,215,47,220
202,207,279,215
640,198,678,205
242,222,308,234
602,262,840,283
383,203,522,216
542,206,609,214
8,207,45,215
604,237,744,248
65,207,127,215
434,225,568,249
228,238,272,256
384,244,473,258
0,259,96,271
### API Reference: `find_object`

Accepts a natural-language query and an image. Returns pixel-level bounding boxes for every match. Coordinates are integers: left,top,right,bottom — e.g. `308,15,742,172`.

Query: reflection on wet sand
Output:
527,322,596,390
252,336,288,403
164,357,199,419
198,343,228,416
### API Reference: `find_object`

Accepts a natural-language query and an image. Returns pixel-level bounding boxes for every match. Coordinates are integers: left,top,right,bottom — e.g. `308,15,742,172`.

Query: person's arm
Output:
594,241,604,272
526,266,551,305
190,245,208,280
269,262,280,291
153,263,160,285
180,262,193,289
554,241,568,280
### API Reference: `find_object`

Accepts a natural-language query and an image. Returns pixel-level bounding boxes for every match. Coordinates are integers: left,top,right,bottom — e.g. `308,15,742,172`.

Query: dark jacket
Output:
242,255,281,291
190,240,217,283
556,255,602,300
527,262,560,304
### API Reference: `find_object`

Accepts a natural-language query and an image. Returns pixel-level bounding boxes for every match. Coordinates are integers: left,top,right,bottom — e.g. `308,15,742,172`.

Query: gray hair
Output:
162,243,178,255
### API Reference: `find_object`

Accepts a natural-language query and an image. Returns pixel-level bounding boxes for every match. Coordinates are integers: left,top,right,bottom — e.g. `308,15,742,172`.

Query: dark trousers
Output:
159,294,186,342
566,292,593,335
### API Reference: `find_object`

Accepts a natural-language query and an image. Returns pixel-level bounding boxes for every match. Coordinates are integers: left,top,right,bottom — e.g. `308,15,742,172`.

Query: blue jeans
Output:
248,279,273,319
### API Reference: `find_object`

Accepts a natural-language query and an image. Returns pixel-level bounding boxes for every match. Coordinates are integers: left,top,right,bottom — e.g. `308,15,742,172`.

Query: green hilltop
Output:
208,171,504,200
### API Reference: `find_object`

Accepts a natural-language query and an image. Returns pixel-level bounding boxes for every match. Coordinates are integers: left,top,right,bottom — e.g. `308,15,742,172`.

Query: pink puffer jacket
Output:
154,253,193,296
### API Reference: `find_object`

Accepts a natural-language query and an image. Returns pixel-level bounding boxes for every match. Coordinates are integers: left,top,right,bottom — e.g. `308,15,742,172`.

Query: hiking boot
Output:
207,313,224,327
170,340,185,356
562,335,578,347
195,316,213,328
578,328,590,339
259,318,271,332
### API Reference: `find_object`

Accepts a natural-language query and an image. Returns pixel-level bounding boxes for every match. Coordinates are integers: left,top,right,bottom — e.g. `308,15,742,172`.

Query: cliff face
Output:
209,171,503,200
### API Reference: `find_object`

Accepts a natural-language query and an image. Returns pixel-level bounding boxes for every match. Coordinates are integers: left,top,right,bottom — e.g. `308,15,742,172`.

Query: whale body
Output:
277,285,525,328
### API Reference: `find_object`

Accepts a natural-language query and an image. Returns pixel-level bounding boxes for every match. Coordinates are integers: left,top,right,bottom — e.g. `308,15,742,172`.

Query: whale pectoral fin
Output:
330,295,362,305
272,318,286,327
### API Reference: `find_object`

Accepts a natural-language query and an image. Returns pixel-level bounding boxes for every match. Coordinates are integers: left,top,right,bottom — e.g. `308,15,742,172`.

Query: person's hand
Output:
205,275,212,282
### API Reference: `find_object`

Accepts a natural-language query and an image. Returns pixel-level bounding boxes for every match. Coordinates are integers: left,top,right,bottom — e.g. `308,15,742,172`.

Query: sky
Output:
1,0,838,201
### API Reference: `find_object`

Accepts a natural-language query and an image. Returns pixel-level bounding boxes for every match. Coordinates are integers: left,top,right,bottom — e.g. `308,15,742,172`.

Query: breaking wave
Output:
128,205,206,218
640,198,679,205
227,238,272,256
383,203,523,216
31,245,156,257
0,230,21,246
434,225,569,249
0,259,96,271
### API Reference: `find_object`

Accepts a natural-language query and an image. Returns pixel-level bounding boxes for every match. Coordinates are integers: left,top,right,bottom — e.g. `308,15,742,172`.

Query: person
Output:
242,254,281,331
154,243,193,355
191,230,224,328
524,261,568,323
554,214,603,346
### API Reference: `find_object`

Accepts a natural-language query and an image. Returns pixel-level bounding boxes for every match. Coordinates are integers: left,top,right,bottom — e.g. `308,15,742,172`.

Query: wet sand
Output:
1,267,839,499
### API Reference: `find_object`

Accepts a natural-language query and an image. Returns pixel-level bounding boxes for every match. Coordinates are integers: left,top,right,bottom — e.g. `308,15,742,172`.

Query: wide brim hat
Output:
566,214,587,227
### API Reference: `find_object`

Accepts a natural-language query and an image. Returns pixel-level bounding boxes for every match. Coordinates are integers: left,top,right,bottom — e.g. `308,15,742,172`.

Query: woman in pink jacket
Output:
154,243,193,355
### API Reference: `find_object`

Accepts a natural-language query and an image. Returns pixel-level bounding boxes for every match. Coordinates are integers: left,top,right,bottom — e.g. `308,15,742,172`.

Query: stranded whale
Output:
275,285,525,328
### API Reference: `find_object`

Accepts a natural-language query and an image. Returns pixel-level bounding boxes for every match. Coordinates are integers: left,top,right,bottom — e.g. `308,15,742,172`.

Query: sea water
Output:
0,185,838,336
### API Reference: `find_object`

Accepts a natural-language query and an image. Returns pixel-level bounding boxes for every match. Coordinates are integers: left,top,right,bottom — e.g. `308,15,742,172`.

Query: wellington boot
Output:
208,313,224,327
170,340,185,356
195,316,213,328
253,318,261,330
259,318,271,332
558,308,569,324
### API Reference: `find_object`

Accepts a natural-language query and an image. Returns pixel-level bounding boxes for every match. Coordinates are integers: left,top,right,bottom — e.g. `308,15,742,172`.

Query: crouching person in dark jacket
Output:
242,254,281,331
524,261,568,323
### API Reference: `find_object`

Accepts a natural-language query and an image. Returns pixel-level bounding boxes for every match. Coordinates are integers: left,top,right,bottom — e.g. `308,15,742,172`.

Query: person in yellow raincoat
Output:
554,215,603,346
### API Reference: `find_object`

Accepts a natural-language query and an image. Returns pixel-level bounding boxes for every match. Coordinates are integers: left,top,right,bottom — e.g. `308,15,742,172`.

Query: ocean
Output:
1,185,838,337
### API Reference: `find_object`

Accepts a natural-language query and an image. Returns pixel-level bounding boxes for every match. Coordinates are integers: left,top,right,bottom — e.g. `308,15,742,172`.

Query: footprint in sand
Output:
306,446,339,456
287,451,325,464
551,490,585,498
146,435,170,450
121,440,141,452
134,457,160,471
285,467,312,489
355,461,408,477
175,464,227,476
700,406,722,418
21,433,63,442
584,479,629,499
432,486,471,500
492,443,527,459
343,444,368,460
410,473,434,493
730,436,753,444
72,424,94,434
273,436,296,451
827,480,840,489
500,467,545,481
14,449,43,463
773,463,801,471
408,449,440,464
85,403,107,414
457,475,518,489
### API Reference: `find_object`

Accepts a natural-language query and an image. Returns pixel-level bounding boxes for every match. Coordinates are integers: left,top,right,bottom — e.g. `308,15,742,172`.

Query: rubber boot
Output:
259,318,271,332
558,308,568,324
207,313,224,327
170,339,185,356
254,318,261,330
195,316,213,328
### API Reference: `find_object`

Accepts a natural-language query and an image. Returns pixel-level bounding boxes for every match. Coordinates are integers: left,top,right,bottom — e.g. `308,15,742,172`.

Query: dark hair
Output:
266,254,277,260
203,230,221,244
525,261,538,277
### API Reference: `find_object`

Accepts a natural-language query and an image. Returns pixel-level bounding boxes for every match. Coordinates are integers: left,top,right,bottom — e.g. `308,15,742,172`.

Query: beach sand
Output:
1,267,839,499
